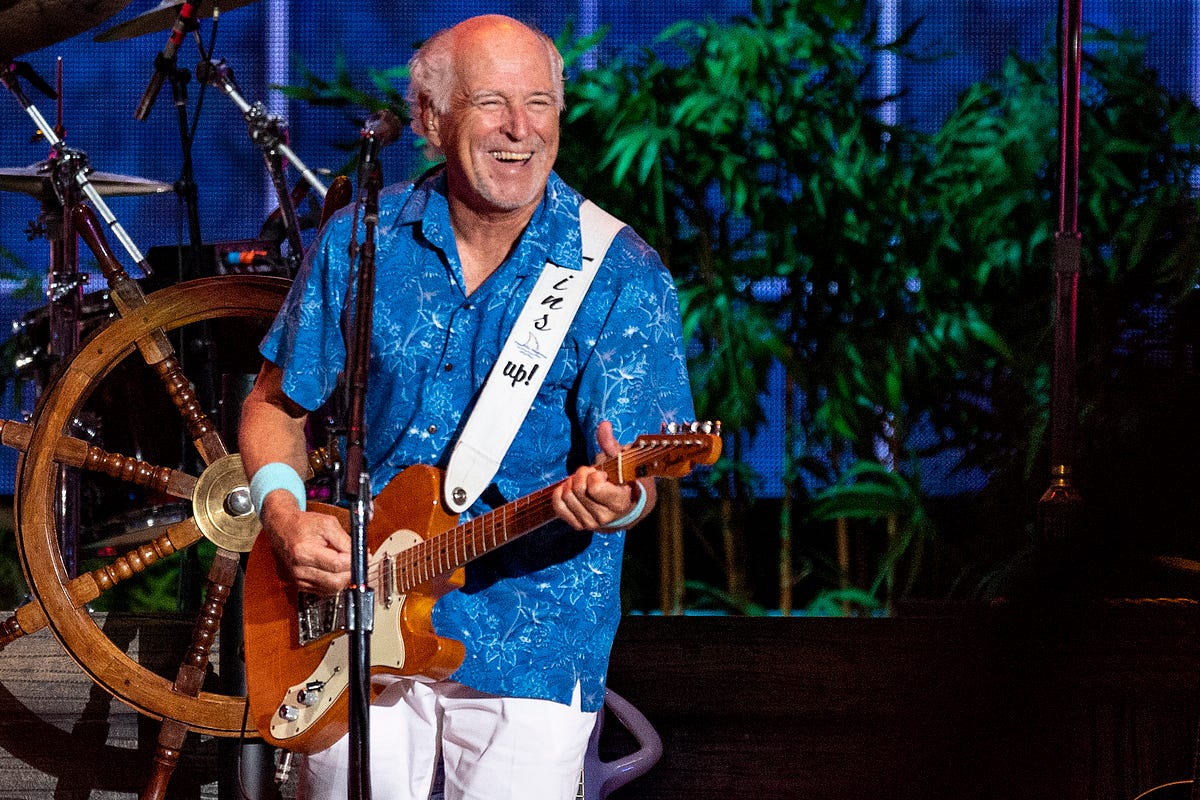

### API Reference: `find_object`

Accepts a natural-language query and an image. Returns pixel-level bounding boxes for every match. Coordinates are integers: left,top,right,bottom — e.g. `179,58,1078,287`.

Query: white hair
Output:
406,16,565,146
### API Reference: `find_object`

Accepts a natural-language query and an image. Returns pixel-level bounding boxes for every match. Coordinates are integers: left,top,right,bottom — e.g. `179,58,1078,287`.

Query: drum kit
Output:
0,0,351,797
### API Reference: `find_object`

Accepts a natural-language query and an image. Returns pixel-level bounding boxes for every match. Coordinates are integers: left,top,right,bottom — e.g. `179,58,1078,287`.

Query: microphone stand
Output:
134,1,208,280
340,119,392,800
166,59,206,280
1038,0,1085,548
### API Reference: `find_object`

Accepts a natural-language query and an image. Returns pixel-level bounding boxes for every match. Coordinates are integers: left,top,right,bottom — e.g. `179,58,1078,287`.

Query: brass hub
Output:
192,453,260,552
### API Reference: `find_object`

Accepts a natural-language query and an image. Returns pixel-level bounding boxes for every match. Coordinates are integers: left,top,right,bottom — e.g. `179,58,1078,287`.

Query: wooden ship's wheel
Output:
7,272,290,731
0,256,294,796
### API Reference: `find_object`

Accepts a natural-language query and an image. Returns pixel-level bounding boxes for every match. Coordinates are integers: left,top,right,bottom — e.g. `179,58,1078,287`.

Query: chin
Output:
481,182,545,212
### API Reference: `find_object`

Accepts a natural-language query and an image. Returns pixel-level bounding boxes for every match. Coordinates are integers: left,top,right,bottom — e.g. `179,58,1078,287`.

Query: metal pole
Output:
1038,0,1085,544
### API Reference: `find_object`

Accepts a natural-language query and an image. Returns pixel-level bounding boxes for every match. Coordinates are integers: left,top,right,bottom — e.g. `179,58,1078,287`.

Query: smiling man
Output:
238,14,694,800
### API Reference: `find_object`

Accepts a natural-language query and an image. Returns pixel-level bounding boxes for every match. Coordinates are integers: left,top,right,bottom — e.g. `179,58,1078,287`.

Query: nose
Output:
502,103,529,139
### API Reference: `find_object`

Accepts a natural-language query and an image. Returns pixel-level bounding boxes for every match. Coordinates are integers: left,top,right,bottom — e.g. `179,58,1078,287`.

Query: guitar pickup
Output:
380,552,395,609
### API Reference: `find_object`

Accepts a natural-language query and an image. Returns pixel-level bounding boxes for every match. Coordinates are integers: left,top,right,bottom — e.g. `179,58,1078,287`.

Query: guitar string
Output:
381,439,710,592
304,438,712,630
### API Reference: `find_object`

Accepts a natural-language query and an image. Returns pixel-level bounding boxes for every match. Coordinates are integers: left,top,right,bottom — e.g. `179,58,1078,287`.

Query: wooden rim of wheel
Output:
14,275,290,737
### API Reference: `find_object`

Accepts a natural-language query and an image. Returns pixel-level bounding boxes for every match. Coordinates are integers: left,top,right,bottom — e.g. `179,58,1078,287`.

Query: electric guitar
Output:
242,425,721,753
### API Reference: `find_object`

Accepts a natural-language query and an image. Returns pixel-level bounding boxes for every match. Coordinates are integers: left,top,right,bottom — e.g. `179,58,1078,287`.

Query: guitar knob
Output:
278,704,300,722
298,681,325,706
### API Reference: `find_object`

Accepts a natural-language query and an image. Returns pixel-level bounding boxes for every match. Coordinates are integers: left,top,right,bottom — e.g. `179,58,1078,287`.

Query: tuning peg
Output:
660,420,722,436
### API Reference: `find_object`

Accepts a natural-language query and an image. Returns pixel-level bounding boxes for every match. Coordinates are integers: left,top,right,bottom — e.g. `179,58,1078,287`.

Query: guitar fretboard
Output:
390,487,556,592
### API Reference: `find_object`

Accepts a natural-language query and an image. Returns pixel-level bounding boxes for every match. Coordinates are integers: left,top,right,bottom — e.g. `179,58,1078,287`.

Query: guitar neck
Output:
387,428,721,593
392,484,560,593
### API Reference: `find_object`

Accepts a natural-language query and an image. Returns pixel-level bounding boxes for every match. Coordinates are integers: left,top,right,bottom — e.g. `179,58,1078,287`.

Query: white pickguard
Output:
268,527,423,743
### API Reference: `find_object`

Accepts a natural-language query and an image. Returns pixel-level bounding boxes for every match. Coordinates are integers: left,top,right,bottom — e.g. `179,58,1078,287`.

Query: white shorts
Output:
297,679,598,800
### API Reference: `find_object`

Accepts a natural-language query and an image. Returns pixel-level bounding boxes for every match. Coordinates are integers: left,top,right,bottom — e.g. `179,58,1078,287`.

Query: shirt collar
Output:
397,168,585,276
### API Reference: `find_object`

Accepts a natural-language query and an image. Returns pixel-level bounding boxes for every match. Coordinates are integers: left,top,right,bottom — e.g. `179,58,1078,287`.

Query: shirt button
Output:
427,424,438,434
462,302,473,310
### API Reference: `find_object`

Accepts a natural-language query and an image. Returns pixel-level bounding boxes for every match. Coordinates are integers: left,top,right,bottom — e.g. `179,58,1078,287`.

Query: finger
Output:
553,480,598,531
584,469,635,512
595,420,621,460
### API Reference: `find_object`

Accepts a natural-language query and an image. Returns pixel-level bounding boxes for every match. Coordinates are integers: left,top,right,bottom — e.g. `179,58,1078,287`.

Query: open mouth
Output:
490,150,533,164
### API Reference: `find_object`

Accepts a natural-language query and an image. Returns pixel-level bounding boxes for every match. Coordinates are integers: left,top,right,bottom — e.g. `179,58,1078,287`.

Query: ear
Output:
421,99,443,149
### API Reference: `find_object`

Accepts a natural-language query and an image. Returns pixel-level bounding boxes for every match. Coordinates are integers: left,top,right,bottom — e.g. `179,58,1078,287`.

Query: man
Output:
239,14,693,800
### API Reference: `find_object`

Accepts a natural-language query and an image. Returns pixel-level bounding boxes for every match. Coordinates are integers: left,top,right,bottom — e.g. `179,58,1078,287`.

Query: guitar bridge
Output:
296,591,346,645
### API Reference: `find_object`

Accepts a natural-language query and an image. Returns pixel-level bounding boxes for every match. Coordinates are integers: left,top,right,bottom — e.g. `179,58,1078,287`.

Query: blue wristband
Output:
606,482,648,530
249,462,307,514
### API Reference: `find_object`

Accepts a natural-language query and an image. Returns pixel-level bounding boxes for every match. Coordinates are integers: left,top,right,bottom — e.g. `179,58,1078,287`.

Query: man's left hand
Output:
551,420,653,531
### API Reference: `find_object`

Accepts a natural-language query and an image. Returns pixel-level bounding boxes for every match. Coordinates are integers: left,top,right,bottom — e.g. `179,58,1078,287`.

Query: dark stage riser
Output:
604,603,1200,800
0,604,1197,799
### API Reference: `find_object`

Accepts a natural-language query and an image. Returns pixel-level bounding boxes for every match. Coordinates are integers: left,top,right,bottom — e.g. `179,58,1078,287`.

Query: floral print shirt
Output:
259,168,694,712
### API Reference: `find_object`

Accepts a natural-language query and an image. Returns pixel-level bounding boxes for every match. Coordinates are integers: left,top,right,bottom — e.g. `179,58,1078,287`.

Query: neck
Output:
448,195,538,296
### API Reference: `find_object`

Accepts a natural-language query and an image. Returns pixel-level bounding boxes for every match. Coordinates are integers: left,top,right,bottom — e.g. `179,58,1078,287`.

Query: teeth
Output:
491,151,531,162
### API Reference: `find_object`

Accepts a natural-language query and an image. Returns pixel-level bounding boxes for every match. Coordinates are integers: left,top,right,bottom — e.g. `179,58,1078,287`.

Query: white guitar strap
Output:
442,200,625,513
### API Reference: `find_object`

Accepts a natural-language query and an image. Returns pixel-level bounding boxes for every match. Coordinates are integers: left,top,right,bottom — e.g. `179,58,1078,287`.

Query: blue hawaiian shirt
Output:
259,169,694,712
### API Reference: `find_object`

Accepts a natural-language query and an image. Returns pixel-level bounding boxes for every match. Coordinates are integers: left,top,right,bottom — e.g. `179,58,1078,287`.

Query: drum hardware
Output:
0,68,158,278
197,57,328,274
2,63,135,580
96,2,325,281
197,59,328,200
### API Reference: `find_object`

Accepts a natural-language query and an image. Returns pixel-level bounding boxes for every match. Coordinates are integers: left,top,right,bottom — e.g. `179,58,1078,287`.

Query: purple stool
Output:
580,688,663,799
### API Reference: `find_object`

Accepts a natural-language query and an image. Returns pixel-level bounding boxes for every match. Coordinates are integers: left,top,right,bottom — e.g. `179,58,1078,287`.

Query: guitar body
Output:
243,464,466,753
242,425,722,752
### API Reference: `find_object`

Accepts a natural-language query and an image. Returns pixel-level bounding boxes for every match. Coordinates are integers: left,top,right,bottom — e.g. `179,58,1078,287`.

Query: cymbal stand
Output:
42,151,85,579
2,60,155,578
197,59,328,273
1,64,156,278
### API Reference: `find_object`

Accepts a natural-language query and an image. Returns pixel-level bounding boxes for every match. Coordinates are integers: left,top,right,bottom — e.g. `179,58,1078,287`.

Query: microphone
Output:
135,1,203,121
361,109,402,146
356,109,401,188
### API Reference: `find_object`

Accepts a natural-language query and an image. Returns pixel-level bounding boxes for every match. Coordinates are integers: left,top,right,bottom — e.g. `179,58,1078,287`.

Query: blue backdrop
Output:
0,0,1196,495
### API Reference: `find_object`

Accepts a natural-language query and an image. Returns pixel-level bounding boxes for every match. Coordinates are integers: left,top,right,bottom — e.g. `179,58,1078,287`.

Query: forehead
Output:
451,26,555,96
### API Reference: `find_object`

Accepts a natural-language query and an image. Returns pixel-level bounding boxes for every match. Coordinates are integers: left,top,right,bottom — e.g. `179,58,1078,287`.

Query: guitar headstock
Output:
614,421,723,481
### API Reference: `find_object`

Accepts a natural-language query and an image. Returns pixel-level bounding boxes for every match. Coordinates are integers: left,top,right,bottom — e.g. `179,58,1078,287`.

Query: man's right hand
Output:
258,493,352,596
240,360,352,596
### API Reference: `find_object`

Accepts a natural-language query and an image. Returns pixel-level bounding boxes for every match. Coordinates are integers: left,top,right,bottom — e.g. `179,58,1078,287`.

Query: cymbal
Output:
0,162,173,201
0,0,133,60
95,0,260,42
